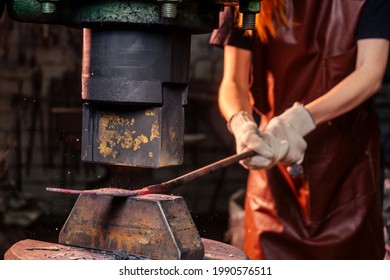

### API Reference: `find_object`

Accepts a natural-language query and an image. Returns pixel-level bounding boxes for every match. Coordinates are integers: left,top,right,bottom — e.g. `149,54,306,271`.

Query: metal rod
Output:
141,150,256,194
46,150,256,196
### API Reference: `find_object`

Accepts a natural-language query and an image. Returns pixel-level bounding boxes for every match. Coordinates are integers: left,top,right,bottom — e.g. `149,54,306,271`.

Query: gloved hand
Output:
229,111,287,169
265,103,316,165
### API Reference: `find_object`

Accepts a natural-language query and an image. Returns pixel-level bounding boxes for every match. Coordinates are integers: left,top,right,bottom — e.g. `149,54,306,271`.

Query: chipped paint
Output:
145,110,155,117
146,110,160,142
96,110,162,159
98,113,149,158
98,114,119,158
132,135,148,151
150,120,160,141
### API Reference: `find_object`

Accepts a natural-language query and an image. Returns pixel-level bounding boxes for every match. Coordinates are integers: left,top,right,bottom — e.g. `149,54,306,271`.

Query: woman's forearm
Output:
305,39,389,125
218,79,253,121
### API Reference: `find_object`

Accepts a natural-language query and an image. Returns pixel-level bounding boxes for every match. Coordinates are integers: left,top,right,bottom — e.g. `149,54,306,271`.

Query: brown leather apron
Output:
245,0,385,259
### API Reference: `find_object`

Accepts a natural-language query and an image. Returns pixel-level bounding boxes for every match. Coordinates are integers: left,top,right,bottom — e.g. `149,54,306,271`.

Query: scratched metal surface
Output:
4,239,147,260
5,238,248,260
58,194,204,260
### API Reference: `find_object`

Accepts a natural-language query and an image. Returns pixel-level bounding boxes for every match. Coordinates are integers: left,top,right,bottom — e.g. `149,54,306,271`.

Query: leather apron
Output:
244,0,385,259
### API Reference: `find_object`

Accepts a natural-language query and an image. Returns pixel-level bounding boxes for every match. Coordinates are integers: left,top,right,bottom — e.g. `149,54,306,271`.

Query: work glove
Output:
265,103,316,165
228,111,287,169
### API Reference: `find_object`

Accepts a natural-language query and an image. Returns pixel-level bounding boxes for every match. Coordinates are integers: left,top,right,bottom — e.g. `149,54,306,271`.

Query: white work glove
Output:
265,103,316,165
228,111,287,169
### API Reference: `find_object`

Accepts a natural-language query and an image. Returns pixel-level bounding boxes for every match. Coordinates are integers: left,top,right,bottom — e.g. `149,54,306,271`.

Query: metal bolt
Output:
242,13,256,30
41,2,56,14
161,2,178,18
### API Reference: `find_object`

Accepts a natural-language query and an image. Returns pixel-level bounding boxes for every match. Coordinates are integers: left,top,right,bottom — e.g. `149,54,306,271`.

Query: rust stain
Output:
145,110,154,117
98,114,119,158
133,135,148,151
97,110,161,158
145,110,160,142
98,113,149,158
150,120,160,141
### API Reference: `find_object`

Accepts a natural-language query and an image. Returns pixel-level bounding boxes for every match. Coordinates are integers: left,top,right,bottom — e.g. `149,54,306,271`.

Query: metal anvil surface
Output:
59,194,204,260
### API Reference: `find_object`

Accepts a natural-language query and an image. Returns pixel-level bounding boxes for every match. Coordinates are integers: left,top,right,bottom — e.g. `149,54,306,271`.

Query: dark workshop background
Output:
1,10,389,259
